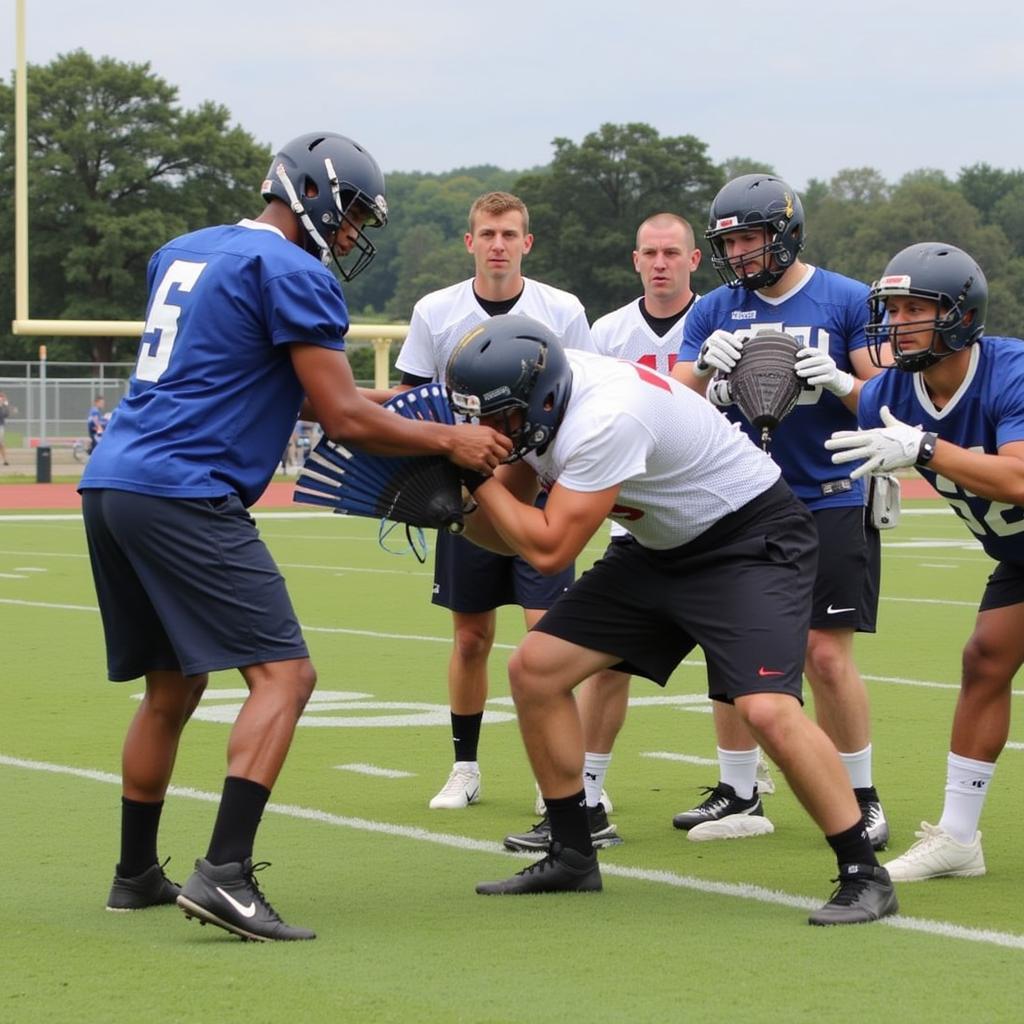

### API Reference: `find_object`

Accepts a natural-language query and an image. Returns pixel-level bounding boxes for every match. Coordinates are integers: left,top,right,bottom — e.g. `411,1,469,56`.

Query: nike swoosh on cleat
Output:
757,667,785,677
216,886,257,918
826,604,856,614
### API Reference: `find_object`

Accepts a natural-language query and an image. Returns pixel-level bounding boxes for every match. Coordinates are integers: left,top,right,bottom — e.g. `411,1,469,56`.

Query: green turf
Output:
1,502,1023,1022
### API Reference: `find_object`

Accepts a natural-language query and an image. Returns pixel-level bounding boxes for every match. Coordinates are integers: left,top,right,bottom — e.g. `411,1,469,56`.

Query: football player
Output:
828,242,1024,881
671,174,889,849
503,212,701,853
394,192,595,812
449,315,897,926
81,132,509,942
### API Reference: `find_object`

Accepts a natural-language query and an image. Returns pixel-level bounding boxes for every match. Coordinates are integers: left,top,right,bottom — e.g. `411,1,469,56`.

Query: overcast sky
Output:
3,0,1023,193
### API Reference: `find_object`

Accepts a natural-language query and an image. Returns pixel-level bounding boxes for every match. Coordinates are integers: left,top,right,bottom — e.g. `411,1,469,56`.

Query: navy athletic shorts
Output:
533,479,817,702
431,491,573,613
82,489,308,680
809,506,880,633
980,561,1024,612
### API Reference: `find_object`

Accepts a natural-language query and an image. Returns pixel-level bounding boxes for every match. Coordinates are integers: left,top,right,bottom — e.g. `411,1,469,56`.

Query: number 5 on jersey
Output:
136,260,207,383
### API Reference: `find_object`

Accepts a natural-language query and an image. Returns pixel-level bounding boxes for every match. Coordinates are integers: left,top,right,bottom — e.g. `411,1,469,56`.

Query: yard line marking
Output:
14,567,47,572
334,763,416,778
3,752,1023,951
641,752,719,766
0,572,27,578
3,597,1024,701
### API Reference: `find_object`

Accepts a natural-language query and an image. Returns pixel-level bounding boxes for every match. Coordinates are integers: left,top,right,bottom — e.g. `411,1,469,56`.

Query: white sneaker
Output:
429,762,481,809
688,815,775,842
756,754,776,796
534,783,613,815
884,821,986,881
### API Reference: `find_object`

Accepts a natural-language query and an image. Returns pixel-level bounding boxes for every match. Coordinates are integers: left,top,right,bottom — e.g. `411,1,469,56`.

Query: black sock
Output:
206,776,271,866
826,818,878,870
545,790,593,857
853,785,879,803
451,712,483,762
117,797,164,877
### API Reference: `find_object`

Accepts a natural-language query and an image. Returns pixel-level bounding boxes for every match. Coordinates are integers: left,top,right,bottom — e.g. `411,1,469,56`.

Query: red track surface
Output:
1,477,939,511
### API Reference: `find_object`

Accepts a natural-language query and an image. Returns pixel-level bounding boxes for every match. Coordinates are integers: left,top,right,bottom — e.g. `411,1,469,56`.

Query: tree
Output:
0,51,270,361
514,123,723,317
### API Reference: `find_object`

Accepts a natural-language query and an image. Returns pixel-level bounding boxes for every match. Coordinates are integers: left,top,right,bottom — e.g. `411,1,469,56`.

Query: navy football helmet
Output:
445,315,573,461
866,243,988,371
262,132,388,280
706,174,805,290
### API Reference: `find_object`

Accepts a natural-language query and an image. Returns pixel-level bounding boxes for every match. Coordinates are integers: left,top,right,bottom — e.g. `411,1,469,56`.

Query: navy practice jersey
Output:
859,337,1024,565
680,268,869,511
80,220,348,507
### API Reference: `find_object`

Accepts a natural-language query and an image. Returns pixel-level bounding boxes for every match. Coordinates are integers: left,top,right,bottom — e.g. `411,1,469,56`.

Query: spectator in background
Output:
87,396,108,454
0,392,11,465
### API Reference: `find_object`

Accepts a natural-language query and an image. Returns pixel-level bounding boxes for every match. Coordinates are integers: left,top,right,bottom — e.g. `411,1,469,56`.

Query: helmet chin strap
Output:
275,162,332,263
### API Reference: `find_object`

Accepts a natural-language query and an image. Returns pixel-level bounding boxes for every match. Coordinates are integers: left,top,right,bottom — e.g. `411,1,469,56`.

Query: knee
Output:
452,623,495,663
960,634,1007,691
507,647,550,706
804,633,846,688
293,660,317,710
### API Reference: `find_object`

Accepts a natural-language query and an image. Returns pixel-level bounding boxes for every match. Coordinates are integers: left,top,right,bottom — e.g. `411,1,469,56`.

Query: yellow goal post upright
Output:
9,0,406,393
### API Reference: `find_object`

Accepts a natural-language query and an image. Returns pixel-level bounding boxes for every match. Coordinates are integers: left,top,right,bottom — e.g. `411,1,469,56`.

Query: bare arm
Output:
471,473,619,575
459,461,541,556
930,438,1024,506
671,360,709,396
291,344,511,470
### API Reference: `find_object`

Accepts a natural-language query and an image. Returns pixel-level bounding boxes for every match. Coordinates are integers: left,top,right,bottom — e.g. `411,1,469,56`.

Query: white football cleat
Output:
429,762,481,809
884,822,985,881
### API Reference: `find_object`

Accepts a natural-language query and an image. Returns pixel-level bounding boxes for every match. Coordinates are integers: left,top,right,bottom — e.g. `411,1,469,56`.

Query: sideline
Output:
2,752,1022,951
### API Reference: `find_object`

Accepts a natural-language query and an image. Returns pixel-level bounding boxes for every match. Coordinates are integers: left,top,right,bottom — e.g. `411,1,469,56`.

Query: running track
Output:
0,478,939,511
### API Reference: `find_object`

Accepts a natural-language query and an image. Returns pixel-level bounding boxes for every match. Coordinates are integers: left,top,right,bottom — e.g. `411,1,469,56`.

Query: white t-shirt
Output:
525,350,780,550
590,296,699,538
396,277,595,381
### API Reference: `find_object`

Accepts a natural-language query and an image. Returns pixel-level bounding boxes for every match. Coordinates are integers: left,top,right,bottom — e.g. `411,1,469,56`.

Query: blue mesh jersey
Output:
80,220,348,507
680,268,869,510
859,337,1024,565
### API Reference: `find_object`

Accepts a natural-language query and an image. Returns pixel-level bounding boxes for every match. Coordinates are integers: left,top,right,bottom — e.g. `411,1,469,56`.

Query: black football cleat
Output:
177,857,315,942
106,859,181,911
808,863,898,926
476,843,602,895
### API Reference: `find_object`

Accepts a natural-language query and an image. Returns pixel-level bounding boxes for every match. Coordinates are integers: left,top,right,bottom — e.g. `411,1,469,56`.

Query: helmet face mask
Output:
262,132,388,280
706,175,805,290
446,316,573,462
866,243,987,372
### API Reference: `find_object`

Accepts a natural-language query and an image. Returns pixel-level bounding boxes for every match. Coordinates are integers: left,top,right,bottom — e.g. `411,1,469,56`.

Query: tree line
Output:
2,52,1022,370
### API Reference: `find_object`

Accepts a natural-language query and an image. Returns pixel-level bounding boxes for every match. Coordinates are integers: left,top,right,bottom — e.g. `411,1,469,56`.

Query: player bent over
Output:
448,314,898,925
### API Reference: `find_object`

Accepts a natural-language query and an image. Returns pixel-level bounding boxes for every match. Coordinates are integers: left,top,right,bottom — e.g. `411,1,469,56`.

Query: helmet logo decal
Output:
714,216,739,230
484,386,511,402
450,390,481,415
784,193,794,218
877,274,912,292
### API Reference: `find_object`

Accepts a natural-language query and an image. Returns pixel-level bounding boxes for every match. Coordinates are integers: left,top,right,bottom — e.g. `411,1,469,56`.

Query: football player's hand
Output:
694,330,745,378
461,468,492,494
706,378,734,407
795,346,854,397
448,424,512,473
825,406,925,480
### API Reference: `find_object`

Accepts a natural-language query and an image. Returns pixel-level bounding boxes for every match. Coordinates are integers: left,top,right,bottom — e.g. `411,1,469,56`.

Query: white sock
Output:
839,743,873,791
938,752,994,844
583,752,612,808
718,747,759,800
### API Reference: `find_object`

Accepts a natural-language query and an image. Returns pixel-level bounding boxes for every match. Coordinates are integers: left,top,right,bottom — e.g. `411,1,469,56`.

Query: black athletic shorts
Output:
809,506,880,633
533,479,817,703
432,491,573,613
980,561,1024,612
82,489,308,681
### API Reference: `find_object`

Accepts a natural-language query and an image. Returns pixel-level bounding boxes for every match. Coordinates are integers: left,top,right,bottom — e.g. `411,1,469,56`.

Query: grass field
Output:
2,500,1023,1023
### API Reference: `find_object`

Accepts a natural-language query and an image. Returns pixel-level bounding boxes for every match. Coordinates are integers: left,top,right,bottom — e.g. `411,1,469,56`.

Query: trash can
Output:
36,445,52,484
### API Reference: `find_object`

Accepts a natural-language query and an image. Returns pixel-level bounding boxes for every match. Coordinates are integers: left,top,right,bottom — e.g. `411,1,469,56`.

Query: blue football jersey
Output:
680,268,869,510
858,337,1024,565
81,221,349,507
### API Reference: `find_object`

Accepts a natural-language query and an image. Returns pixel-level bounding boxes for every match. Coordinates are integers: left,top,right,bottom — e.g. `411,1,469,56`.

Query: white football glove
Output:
707,378,733,407
693,330,745,378
795,346,855,397
825,405,925,480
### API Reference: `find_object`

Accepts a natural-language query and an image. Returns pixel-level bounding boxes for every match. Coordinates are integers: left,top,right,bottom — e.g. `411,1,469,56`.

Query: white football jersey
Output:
590,296,698,538
590,296,697,374
525,350,780,550
396,277,595,381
